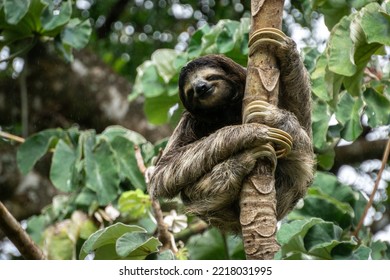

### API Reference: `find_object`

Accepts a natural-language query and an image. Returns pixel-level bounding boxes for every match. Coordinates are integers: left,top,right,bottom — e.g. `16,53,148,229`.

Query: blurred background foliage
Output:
0,0,389,260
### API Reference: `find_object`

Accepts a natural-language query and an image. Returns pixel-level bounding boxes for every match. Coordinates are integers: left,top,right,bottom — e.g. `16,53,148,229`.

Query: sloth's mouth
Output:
194,82,214,98
199,86,214,98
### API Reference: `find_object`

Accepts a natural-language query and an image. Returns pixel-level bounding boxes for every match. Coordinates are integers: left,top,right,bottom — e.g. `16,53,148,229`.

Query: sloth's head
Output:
178,54,246,122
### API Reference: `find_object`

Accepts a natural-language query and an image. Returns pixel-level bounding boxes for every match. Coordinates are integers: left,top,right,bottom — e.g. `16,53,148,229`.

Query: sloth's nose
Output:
194,82,212,97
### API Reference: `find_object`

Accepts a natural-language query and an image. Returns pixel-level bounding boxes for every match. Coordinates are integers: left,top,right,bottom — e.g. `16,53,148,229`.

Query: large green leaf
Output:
277,218,365,260
312,100,331,149
109,136,146,190
290,188,354,228
327,15,356,77
17,129,64,175
116,232,161,259
312,172,358,205
79,223,147,260
151,49,179,83
360,2,390,46
4,0,30,24
50,139,77,192
61,18,92,49
335,91,364,141
216,20,240,53
84,135,120,205
187,228,244,260
363,87,390,127
144,94,179,125
118,189,151,219
41,0,72,32
101,125,148,145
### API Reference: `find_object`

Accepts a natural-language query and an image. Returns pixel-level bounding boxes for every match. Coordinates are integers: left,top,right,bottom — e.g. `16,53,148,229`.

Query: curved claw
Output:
249,28,286,47
243,100,293,158
251,143,276,162
243,100,270,123
267,128,293,158
249,28,287,56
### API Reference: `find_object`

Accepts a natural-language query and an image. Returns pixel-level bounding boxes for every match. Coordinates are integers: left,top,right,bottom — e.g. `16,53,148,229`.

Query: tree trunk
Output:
240,0,284,260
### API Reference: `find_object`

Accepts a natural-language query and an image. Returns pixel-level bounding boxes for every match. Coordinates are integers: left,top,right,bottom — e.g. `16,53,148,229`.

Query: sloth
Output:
149,30,314,233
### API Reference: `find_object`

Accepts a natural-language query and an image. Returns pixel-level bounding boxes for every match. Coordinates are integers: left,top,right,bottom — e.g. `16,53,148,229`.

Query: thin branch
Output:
0,131,25,143
353,138,390,238
134,145,178,253
0,201,45,259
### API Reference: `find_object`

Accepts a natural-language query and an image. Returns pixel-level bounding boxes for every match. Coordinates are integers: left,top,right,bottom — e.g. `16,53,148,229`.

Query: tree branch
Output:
134,145,178,253
332,139,388,171
0,201,45,259
353,138,390,238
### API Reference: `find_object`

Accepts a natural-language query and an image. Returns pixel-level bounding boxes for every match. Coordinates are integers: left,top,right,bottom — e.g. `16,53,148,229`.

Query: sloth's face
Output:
183,67,236,111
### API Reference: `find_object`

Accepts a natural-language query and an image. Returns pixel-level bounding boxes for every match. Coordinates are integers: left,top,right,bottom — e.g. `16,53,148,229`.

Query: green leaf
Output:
116,232,161,259
144,94,179,125
303,223,343,259
187,23,211,57
101,125,148,145
277,218,360,260
216,20,240,53
50,139,77,192
110,136,146,190
4,0,30,24
17,129,64,175
292,188,354,228
61,18,92,49
84,135,120,205
187,228,230,260
332,244,371,260
312,0,350,30
155,250,176,260
316,149,335,170
312,101,331,149
151,49,179,83
370,240,390,260
311,55,332,101
360,2,390,46
41,0,72,32
118,189,151,219
335,91,364,141
312,172,357,205
328,15,356,76
44,225,74,260
363,87,390,127
79,223,146,260
26,215,49,244
140,64,166,98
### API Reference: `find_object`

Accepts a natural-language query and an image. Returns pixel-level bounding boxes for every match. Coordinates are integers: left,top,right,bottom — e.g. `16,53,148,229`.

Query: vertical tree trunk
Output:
239,0,284,260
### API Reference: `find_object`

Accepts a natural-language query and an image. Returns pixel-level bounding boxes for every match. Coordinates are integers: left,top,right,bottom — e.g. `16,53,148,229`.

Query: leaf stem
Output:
353,137,390,238
0,131,25,143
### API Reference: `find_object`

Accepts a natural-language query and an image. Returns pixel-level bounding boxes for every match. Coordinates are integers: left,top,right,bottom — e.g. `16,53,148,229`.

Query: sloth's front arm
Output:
149,115,270,199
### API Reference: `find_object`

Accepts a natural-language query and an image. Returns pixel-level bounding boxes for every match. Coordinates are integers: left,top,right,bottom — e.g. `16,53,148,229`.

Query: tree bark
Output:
0,201,45,259
240,0,284,260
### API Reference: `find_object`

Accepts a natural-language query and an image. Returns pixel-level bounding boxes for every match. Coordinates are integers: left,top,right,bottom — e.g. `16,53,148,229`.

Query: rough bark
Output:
240,0,284,260
0,201,45,259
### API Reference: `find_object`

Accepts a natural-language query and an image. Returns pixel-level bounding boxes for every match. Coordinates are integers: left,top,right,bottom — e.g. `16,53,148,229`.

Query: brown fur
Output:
150,44,314,233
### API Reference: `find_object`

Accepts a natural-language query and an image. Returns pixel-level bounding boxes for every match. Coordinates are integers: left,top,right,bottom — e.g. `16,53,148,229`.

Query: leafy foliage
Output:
0,0,92,62
2,0,390,260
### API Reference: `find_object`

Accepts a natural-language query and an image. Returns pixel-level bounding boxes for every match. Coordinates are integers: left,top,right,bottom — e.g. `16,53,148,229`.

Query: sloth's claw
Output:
244,100,293,158
248,28,291,57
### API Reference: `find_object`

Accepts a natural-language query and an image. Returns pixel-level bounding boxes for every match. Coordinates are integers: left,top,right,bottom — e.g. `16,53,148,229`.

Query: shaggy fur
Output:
150,37,314,233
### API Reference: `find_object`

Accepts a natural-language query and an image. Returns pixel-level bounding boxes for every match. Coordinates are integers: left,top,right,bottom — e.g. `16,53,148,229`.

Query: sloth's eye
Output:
206,75,223,81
